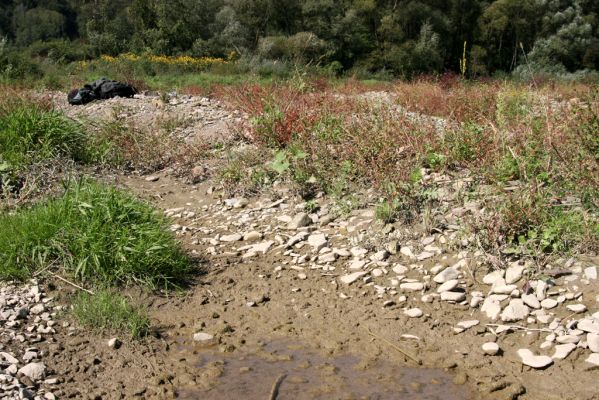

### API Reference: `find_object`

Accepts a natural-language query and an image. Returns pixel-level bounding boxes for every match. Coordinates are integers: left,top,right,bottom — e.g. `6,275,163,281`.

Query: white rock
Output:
404,308,423,318
566,304,587,313
436,279,459,293
578,318,599,334
556,335,581,344
400,247,415,258
457,320,479,330
491,279,518,295
586,353,599,366
307,233,327,252
372,268,384,277
536,280,548,301
483,270,504,285
587,333,599,353
481,297,502,320
541,298,558,309
433,267,458,284
584,266,597,280
193,332,215,343
371,250,389,262
252,241,274,254
500,299,529,322
441,291,466,302
470,296,484,308
349,259,367,270
220,233,242,242
340,271,367,285
243,231,263,241
108,338,121,349
287,213,311,229
400,282,424,291
393,265,408,275
0,352,18,364
18,363,46,381
517,349,553,368
505,264,525,284
521,294,541,309
417,251,434,261
482,342,500,355
552,343,576,360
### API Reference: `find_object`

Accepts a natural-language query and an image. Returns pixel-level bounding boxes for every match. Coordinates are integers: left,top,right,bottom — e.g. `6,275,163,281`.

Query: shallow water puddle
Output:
177,340,472,399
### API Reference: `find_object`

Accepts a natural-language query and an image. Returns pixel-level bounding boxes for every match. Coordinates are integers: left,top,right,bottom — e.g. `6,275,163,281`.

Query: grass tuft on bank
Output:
0,180,192,288
72,290,150,339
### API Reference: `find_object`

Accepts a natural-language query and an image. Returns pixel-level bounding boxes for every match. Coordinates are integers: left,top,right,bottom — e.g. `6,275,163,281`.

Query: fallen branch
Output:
268,373,286,400
486,324,552,333
49,272,95,295
367,328,422,365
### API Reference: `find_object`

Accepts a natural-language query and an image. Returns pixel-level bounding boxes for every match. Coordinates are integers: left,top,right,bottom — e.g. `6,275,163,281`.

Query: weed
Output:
0,180,191,288
72,290,150,339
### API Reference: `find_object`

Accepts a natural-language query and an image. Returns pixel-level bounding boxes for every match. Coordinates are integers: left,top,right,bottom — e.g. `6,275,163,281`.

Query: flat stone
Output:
392,265,408,275
400,282,424,291
491,279,518,295
193,332,215,343
584,266,597,280
536,280,548,301
457,320,479,330
586,353,599,366
243,231,263,241
556,334,581,344
433,267,458,284
517,349,553,369
483,270,504,285
505,264,525,284
220,233,242,242
500,299,529,322
318,252,337,264
371,250,389,262
482,342,500,355
340,271,367,285
441,291,466,302
287,213,311,230
566,304,587,313
307,233,327,252
18,363,46,381
436,279,459,293
481,297,502,321
541,298,558,309
349,259,367,270
587,333,599,353
417,251,434,261
145,175,159,182
552,343,576,360
0,352,18,364
521,294,541,309
252,241,274,254
404,308,423,318
578,318,599,334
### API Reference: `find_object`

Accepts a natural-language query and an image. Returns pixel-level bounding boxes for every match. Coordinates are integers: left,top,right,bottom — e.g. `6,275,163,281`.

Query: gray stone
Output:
505,264,525,284
340,271,367,285
482,342,500,355
500,299,529,322
287,213,311,230
436,279,459,293
433,267,458,284
404,308,423,318
552,343,576,360
441,291,466,302
18,363,46,381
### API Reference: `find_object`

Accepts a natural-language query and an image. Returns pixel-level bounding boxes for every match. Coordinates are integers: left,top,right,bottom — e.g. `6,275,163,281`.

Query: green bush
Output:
0,180,192,288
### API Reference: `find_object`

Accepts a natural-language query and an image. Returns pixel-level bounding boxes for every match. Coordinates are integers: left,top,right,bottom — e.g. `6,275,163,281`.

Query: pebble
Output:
556,335,581,344
457,320,479,330
500,299,529,322
481,297,502,320
108,338,121,349
400,282,424,291
541,298,558,309
584,266,597,280
482,270,504,285
566,304,587,313
585,353,599,366
578,318,599,334
243,231,263,241
404,308,423,318
436,279,459,293
552,343,576,360
433,267,459,284
287,213,311,229
521,294,541,309
220,233,242,242
587,333,599,353
18,362,46,381
440,291,466,302
505,264,525,284
307,233,327,252
482,342,500,356
193,332,215,344
145,175,159,182
340,271,367,285
517,349,553,368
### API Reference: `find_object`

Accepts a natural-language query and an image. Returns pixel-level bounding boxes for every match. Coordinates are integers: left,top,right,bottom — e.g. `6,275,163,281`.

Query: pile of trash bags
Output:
67,77,137,105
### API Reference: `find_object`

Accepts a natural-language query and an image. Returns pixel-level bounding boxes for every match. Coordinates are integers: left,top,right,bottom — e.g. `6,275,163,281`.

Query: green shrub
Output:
72,290,150,339
0,180,192,288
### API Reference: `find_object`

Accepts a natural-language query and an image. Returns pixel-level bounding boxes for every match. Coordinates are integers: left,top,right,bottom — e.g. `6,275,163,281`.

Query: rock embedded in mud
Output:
541,298,558,309
400,282,424,291
220,233,242,242
482,270,504,285
440,291,466,302
339,271,367,285
287,213,311,230
243,231,262,241
307,233,327,252
585,353,599,366
584,266,597,280
505,263,525,284
587,333,599,352
433,267,459,284
18,362,46,381
457,320,479,330
482,342,500,356
566,304,587,313
193,332,215,345
521,294,541,309
517,349,553,369
404,308,423,318
481,297,502,321
108,338,121,349
500,299,529,322
436,279,459,293
552,343,576,360
578,318,599,334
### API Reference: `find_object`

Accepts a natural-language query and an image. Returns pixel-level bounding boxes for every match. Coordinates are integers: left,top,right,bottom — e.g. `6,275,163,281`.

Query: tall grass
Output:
0,180,192,288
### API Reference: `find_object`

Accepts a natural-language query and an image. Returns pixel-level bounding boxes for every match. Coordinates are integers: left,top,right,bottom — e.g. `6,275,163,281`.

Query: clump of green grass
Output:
0,100,86,168
72,290,150,339
0,180,191,288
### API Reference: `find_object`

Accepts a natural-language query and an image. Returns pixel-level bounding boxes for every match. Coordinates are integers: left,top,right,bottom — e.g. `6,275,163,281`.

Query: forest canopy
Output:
1,0,598,78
